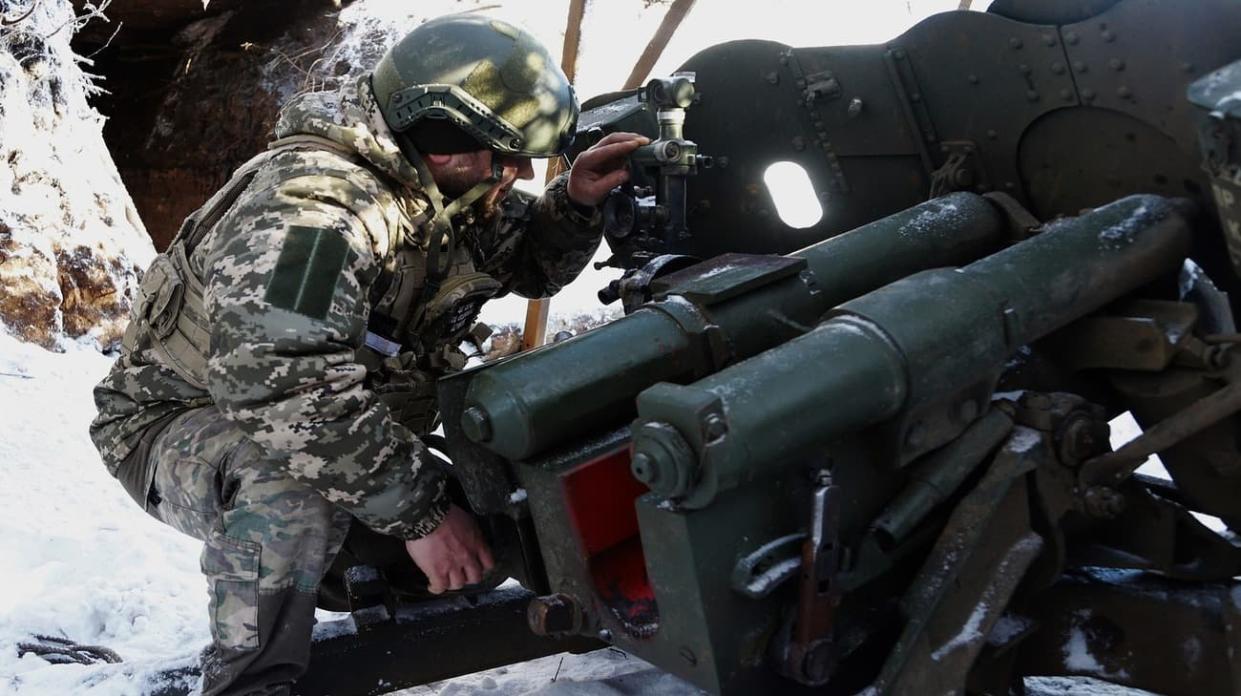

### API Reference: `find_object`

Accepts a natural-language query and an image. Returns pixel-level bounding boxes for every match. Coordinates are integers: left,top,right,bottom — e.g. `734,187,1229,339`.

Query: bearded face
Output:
425,150,535,223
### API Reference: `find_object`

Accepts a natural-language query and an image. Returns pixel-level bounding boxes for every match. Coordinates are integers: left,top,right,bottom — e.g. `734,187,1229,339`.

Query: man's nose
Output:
500,156,535,181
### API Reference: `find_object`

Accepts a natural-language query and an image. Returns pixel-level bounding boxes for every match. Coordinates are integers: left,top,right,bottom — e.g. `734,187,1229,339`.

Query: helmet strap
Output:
391,131,504,341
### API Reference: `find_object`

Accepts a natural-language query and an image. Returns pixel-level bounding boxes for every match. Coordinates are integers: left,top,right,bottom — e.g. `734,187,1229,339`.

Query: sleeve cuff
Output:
549,173,601,227
405,483,452,539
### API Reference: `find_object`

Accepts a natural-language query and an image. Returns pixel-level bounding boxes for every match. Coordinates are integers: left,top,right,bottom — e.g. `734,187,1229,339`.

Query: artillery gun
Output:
151,0,1241,694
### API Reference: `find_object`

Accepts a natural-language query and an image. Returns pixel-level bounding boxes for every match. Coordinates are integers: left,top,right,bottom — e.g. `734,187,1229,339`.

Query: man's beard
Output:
436,167,508,224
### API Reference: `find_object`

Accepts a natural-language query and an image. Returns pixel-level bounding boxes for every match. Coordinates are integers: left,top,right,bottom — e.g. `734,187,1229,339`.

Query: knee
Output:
222,464,351,592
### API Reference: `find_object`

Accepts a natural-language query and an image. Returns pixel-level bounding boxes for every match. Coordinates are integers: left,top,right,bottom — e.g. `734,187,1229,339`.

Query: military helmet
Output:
370,15,578,158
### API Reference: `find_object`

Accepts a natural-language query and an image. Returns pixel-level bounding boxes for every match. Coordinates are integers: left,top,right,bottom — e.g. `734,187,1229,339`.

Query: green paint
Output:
265,226,349,320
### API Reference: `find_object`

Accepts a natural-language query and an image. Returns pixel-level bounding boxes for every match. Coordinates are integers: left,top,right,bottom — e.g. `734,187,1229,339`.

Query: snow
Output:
0,331,206,695
689,264,738,282
929,599,989,662
1007,428,1043,454
1096,200,1163,251
1214,89,1241,114
1179,258,1206,300
741,557,801,598
900,198,963,239
987,614,1032,647
1026,677,1157,696
1062,610,1129,681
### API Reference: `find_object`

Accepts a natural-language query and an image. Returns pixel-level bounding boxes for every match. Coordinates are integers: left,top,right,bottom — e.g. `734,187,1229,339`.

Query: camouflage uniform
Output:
90,77,601,695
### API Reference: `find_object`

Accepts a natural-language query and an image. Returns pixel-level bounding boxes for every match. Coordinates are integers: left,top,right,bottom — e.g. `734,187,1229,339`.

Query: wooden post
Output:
623,0,698,90
522,0,588,351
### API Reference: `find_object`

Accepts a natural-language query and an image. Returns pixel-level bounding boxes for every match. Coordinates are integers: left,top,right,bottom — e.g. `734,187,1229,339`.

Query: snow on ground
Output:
1026,677,1157,696
0,332,205,695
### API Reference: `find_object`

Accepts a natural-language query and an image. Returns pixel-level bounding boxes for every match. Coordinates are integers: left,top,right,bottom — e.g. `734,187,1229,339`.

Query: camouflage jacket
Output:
90,78,602,539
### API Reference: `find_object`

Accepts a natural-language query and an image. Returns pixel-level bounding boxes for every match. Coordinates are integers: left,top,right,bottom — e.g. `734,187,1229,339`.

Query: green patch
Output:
264,226,350,320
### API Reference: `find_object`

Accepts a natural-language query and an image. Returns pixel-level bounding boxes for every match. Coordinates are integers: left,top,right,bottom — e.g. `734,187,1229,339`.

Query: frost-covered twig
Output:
83,18,123,60
1,0,39,26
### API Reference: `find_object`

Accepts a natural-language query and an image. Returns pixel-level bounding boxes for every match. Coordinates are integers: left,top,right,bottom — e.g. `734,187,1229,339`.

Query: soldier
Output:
89,15,647,696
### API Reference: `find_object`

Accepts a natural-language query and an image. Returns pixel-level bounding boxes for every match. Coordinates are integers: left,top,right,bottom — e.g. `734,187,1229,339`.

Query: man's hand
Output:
566,132,650,207
405,504,496,594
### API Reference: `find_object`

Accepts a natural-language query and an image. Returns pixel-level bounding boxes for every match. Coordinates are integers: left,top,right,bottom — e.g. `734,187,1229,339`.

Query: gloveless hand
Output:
566,132,650,207
405,504,495,594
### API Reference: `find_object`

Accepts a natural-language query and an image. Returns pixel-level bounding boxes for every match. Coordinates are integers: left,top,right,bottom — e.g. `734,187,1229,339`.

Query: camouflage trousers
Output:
147,406,352,696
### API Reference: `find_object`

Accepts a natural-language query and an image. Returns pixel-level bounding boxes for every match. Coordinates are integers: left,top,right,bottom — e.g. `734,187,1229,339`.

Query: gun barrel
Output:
633,195,1195,506
463,192,1005,460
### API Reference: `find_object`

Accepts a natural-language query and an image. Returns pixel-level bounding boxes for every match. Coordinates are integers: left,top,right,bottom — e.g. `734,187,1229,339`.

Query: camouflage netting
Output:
0,0,153,350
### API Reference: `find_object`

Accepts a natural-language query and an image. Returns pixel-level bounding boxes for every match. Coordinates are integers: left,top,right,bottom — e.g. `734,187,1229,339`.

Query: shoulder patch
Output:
264,225,351,320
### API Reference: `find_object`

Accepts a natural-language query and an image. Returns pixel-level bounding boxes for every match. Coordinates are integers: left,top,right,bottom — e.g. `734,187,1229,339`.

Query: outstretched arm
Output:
481,132,649,298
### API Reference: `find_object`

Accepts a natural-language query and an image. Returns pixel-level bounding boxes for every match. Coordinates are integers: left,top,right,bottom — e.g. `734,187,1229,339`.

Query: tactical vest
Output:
123,135,501,436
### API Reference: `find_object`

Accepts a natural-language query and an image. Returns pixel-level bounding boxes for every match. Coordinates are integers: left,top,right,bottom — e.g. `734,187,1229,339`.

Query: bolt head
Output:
631,453,656,484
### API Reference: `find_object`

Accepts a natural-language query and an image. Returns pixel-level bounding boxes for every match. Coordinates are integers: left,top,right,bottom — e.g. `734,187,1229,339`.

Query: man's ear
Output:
424,153,454,166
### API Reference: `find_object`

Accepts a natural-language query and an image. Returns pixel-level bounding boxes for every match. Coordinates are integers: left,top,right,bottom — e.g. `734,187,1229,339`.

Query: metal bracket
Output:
802,69,842,102
983,191,1042,241
929,141,988,198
